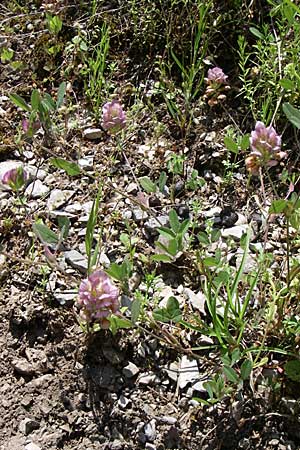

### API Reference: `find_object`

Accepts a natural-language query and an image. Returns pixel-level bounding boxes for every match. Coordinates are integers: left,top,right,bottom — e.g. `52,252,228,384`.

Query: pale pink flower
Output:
2,166,28,190
246,122,287,175
101,100,126,134
78,270,119,328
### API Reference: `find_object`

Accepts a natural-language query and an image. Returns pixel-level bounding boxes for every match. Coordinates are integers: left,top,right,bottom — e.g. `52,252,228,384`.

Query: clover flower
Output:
78,270,120,329
2,166,28,191
246,121,287,175
22,118,41,134
101,100,126,134
204,67,230,106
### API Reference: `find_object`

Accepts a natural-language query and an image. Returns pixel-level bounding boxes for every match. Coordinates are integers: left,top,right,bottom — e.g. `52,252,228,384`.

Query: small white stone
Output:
83,128,102,139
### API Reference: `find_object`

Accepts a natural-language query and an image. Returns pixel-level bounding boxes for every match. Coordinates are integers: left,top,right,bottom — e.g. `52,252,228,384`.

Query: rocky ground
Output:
1,1,300,449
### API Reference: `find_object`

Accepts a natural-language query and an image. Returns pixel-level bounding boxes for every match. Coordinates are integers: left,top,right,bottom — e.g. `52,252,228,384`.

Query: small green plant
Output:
152,209,190,262
81,23,112,120
9,82,66,140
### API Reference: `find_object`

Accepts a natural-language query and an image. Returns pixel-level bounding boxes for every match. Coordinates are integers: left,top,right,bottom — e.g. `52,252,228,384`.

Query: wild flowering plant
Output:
77,269,120,329
246,122,287,175
204,67,230,106
1,166,28,191
101,100,126,134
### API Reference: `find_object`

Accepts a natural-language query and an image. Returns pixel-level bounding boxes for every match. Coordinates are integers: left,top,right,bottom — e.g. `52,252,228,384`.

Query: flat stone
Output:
178,356,200,389
78,157,94,170
183,288,206,314
25,179,49,199
144,419,157,442
19,418,39,435
12,358,35,376
64,250,88,273
132,207,148,222
145,444,157,450
138,372,160,385
47,189,75,211
53,290,77,305
221,224,252,241
25,443,41,450
83,128,102,139
123,362,140,378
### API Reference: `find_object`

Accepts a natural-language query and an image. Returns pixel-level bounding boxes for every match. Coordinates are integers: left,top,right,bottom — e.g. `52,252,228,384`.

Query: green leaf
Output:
50,158,81,176
153,296,182,323
224,136,239,154
57,216,70,239
249,27,265,40
9,93,31,112
158,171,167,193
279,79,295,91
157,227,176,239
203,256,219,267
151,254,172,263
269,199,288,214
169,209,180,233
240,134,250,151
109,315,132,335
223,365,240,383
198,231,210,245
179,218,190,235
240,359,253,380
138,176,157,193
32,221,59,246
167,239,178,256
283,102,300,129
131,297,141,325
284,359,300,382
56,81,66,108
42,93,56,111
31,89,41,111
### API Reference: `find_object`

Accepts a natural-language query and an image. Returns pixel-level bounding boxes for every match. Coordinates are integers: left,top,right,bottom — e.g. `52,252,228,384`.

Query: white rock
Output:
78,156,94,170
25,443,41,450
123,362,140,378
64,250,87,273
25,180,49,199
19,418,39,435
221,224,252,241
183,288,206,314
47,189,74,211
178,356,200,389
83,128,102,139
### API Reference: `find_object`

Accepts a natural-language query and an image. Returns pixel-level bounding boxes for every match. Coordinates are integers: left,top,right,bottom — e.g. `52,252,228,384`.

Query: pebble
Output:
47,189,75,211
53,290,77,306
12,358,35,376
78,157,94,170
145,444,157,450
132,207,148,222
178,356,200,389
221,224,251,241
83,128,102,139
64,250,88,273
122,362,140,378
25,444,41,450
138,372,160,385
118,395,131,409
144,419,157,442
183,288,206,314
25,179,49,199
19,418,39,435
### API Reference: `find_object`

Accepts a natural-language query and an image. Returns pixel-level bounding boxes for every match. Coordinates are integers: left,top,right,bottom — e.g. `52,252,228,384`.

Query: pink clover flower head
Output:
101,100,126,134
78,270,119,328
2,166,28,191
206,67,228,84
204,67,230,106
22,118,41,134
247,122,287,175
